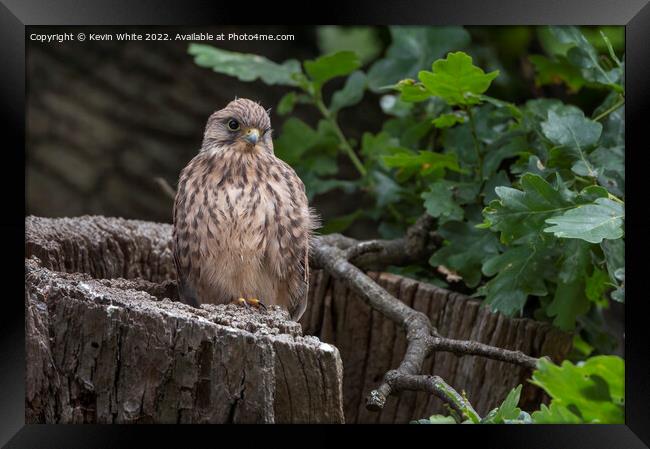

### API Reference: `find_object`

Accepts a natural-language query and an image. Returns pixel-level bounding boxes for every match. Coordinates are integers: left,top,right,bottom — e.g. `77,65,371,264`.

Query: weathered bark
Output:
25,216,345,424
25,259,344,424
25,215,175,283
25,215,572,424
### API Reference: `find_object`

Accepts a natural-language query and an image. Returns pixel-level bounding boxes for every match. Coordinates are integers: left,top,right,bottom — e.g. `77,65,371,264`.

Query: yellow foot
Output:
246,298,267,310
232,297,267,311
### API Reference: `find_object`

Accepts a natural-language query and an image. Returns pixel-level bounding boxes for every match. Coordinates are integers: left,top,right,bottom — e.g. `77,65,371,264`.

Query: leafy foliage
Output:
366,26,471,91
304,51,361,86
531,356,624,423
190,26,625,423
188,44,301,86
415,52,499,106
417,355,624,424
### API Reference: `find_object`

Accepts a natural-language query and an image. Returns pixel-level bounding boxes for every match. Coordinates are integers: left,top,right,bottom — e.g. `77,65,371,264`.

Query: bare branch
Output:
343,240,384,261
427,336,540,371
380,371,481,423
154,176,176,201
318,214,440,271
311,215,541,418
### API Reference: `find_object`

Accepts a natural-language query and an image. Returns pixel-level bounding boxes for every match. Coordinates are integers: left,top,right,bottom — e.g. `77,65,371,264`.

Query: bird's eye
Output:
227,119,240,131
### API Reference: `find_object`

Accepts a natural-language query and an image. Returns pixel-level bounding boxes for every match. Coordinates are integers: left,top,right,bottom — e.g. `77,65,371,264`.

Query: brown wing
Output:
275,161,318,320
172,165,201,307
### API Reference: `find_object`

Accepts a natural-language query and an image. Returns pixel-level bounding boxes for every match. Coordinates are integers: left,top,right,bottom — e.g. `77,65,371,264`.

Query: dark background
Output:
26,25,389,224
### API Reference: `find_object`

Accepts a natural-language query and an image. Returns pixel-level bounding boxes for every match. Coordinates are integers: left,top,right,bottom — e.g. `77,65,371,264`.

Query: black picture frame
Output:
2,1,649,447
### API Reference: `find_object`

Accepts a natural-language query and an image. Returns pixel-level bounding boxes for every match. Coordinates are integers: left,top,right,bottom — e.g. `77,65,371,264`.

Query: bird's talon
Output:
231,297,266,312
233,297,249,308
246,298,267,311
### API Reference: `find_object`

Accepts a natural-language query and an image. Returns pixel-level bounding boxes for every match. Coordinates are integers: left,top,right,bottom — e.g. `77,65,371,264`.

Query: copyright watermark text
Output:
29,32,295,43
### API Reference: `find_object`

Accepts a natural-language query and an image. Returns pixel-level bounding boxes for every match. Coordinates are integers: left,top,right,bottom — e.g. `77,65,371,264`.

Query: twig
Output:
314,97,368,178
318,214,440,271
466,106,483,181
593,94,625,121
344,240,384,260
381,371,481,423
426,336,539,370
154,177,176,201
311,221,541,416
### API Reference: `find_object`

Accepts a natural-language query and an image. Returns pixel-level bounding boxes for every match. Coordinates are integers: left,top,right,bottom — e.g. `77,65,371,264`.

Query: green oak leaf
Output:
477,95,523,120
277,92,297,115
573,184,609,203
542,107,602,145
567,46,622,88
595,92,625,147
442,121,479,168
330,71,367,113
544,197,624,244
482,170,511,204
188,43,301,86
367,26,471,91
275,119,340,198
530,356,624,423
429,221,501,288
394,79,432,102
611,285,625,303
302,176,357,201
590,145,624,197
360,131,399,165
531,402,583,424
486,385,523,424
432,112,466,128
482,173,571,244
426,415,457,424
546,240,591,330
451,181,482,205
274,118,319,163
483,135,529,178
522,98,565,129
480,243,551,315
276,92,312,116
541,105,603,178
421,183,464,223
304,51,361,85
371,171,403,209
381,115,433,149
302,154,338,176
529,54,587,92
549,26,622,89
601,238,624,284
585,268,611,307
382,149,461,173
316,26,382,65
418,51,499,106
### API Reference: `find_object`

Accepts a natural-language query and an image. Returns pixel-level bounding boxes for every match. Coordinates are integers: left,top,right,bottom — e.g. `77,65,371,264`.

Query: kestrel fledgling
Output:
172,98,317,320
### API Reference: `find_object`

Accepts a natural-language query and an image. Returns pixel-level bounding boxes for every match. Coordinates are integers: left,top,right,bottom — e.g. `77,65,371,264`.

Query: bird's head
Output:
202,98,273,153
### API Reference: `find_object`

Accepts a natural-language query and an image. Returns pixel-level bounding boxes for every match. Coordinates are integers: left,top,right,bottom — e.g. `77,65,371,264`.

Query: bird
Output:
172,98,317,321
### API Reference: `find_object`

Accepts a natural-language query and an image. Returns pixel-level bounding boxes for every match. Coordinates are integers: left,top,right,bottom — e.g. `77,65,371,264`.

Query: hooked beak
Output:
243,128,260,145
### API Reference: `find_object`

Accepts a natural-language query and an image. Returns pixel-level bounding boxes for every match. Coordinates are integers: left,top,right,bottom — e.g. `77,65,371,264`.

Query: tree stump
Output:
25,217,344,424
25,215,572,424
